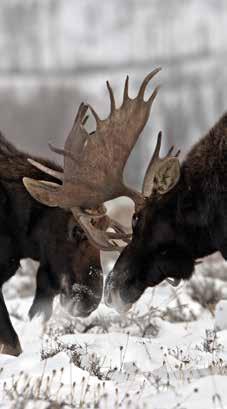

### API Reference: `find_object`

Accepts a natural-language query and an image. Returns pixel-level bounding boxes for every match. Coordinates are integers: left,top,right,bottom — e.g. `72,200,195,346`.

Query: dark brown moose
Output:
104,69,227,313
0,134,107,356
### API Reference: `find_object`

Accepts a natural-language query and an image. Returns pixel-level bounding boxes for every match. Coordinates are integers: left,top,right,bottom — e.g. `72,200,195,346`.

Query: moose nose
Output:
104,271,132,314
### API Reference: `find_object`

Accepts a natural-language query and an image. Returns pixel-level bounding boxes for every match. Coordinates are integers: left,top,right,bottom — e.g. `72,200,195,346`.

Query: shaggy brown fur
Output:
0,132,62,180
183,113,227,190
105,112,227,310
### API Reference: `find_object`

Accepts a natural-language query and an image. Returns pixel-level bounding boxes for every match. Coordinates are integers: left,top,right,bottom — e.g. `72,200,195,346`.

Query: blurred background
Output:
0,0,227,191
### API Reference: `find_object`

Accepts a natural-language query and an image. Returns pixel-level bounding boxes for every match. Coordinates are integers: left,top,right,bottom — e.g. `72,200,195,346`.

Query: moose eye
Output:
132,213,139,231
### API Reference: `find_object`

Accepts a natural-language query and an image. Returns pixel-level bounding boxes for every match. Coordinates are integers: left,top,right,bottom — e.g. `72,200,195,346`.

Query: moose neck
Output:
175,177,218,260
175,113,227,260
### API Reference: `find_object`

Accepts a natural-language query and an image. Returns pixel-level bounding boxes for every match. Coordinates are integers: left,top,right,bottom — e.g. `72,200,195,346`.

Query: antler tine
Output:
87,104,101,124
27,158,64,182
95,228,131,251
79,103,89,120
48,143,65,157
82,114,89,125
105,231,131,240
123,75,129,103
137,67,162,100
72,208,129,252
150,131,162,163
166,145,174,156
73,102,88,126
147,84,161,107
47,102,89,161
108,218,131,236
142,131,162,196
106,81,116,114
165,146,181,158
48,143,77,163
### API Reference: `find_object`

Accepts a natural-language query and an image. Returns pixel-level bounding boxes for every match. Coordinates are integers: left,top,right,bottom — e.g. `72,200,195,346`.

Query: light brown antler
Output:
23,68,162,250
71,207,131,252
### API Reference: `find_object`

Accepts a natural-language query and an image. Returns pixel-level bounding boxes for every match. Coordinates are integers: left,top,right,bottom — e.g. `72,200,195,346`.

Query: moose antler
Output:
23,68,161,250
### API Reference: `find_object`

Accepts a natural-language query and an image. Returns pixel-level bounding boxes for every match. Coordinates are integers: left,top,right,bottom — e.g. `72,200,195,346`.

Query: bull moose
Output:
0,100,130,356
103,68,227,313
0,133,108,356
0,100,131,356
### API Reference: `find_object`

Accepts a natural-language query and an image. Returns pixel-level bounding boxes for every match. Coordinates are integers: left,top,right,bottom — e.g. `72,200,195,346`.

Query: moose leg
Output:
0,289,22,356
29,266,55,322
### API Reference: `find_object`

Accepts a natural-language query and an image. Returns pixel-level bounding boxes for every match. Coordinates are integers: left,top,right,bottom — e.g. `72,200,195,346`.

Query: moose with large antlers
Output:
0,132,112,356
103,68,227,313
0,96,133,356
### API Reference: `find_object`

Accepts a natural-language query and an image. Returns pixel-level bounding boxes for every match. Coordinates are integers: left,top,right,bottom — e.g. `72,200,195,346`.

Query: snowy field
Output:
1,256,227,409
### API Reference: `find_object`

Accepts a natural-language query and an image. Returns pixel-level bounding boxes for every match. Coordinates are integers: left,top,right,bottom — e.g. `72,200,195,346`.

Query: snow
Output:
1,259,227,408
215,301,227,331
0,1,227,407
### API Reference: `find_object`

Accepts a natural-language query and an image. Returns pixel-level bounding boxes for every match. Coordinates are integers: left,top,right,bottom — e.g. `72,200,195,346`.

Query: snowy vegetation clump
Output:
1,255,227,408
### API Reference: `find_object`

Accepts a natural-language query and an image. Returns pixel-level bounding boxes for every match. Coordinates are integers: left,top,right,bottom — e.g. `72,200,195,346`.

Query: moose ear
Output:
23,177,62,207
154,157,180,195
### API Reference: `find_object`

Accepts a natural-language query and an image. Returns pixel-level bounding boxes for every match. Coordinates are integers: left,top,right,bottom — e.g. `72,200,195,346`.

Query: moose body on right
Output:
103,71,227,313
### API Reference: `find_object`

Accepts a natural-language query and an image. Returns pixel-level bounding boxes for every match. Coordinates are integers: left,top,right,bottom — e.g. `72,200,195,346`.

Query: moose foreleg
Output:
0,289,22,356
29,266,54,322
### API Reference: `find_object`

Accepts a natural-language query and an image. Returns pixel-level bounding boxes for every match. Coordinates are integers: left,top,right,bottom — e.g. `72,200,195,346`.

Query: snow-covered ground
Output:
1,257,227,409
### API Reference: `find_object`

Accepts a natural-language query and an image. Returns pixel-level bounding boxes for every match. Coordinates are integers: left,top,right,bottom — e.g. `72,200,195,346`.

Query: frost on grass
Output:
187,254,227,311
1,255,227,408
